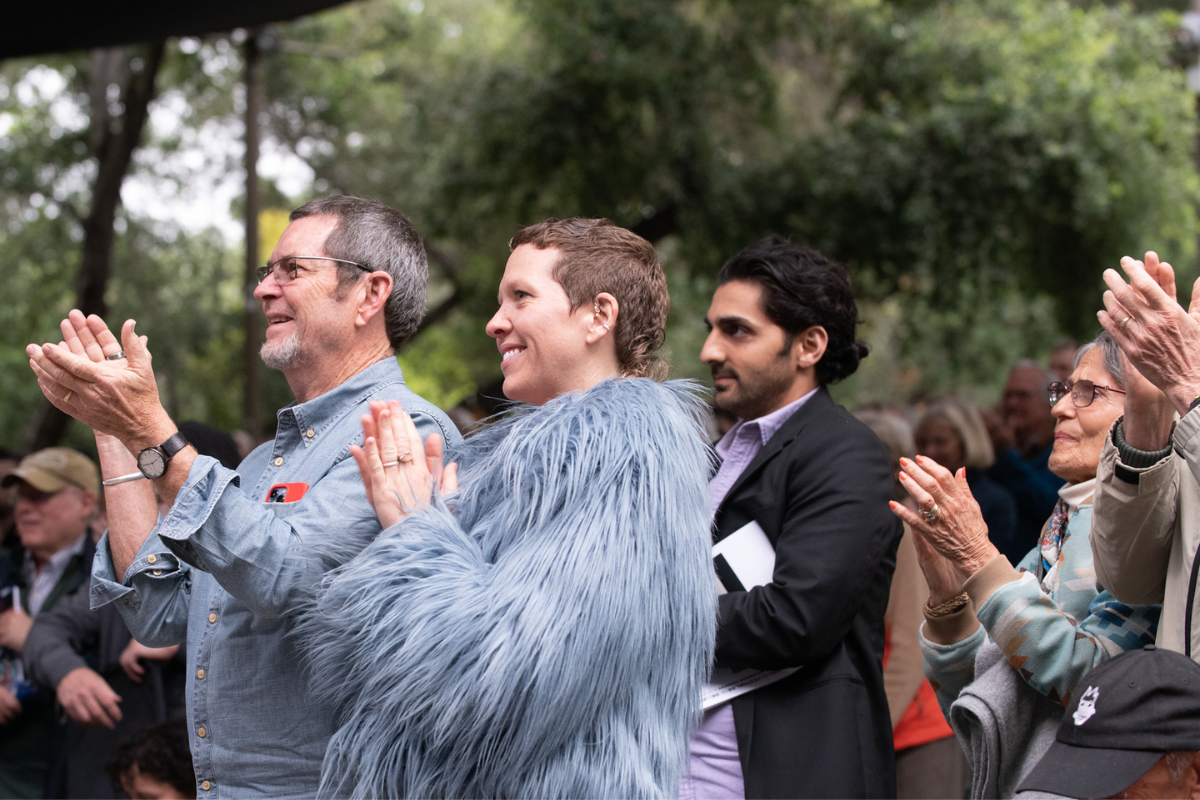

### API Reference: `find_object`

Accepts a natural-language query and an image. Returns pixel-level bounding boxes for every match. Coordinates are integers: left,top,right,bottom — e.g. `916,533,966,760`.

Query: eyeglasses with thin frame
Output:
14,484,62,504
255,256,372,285
1048,379,1126,408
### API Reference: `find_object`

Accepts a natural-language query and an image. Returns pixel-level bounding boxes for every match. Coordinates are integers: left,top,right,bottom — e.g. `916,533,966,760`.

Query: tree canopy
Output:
1,0,1197,450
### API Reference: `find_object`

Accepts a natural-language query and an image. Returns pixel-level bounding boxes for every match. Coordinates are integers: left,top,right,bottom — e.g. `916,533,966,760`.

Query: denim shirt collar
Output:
278,357,408,451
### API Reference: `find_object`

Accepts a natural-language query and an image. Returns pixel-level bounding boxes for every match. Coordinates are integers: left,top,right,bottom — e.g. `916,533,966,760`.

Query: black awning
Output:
4,0,352,59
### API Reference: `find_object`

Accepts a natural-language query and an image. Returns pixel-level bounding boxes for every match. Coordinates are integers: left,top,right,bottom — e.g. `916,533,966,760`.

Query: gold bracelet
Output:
926,592,970,617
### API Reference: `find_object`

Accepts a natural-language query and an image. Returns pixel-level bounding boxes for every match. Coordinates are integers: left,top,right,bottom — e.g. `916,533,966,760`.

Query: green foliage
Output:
0,48,253,450
261,0,1199,403
2,0,1198,449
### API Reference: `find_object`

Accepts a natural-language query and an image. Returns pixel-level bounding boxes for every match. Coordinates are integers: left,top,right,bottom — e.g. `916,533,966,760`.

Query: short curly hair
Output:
107,722,196,799
510,218,669,380
718,237,868,384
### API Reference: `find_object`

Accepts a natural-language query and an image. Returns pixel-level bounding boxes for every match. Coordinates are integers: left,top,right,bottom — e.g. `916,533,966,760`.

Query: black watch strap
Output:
138,431,191,479
158,431,190,460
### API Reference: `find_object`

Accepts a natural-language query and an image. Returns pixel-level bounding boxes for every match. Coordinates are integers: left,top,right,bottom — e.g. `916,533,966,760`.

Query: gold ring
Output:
398,450,413,463
1120,315,1132,330
62,391,72,403
922,503,940,522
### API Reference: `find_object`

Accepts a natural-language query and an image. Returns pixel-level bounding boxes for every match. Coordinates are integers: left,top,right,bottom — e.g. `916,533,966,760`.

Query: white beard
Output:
260,330,306,370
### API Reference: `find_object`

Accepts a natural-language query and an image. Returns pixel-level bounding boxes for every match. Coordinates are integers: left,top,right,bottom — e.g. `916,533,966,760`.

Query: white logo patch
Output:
1073,686,1100,726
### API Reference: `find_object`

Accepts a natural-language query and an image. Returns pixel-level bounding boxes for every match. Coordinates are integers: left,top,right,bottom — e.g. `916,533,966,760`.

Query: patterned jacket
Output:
921,502,1160,716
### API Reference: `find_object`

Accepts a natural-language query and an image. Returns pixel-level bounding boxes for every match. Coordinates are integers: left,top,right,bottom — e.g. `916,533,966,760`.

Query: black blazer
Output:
714,387,902,799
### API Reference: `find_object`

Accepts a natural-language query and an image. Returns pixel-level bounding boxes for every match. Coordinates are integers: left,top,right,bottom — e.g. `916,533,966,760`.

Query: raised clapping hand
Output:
1099,251,1200,417
350,399,458,530
889,455,1000,604
25,310,167,447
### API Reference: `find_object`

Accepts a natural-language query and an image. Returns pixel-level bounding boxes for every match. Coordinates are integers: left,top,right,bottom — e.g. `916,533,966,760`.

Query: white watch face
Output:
138,448,167,479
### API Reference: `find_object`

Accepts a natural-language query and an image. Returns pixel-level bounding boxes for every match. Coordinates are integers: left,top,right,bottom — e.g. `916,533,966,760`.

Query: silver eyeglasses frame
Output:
255,255,372,285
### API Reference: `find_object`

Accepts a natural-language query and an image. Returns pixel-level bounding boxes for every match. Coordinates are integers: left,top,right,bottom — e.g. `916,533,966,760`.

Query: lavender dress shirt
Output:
679,389,817,800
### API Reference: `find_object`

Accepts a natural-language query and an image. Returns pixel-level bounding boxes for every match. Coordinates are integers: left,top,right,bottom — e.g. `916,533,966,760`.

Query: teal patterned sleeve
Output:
920,622,987,719
973,508,1160,707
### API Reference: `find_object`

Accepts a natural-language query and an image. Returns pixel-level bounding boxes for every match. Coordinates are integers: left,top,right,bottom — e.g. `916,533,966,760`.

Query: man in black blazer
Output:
684,238,902,799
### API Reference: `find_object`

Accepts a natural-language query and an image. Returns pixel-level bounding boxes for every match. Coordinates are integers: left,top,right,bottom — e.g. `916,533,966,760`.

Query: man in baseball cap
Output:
2,447,99,497
0,447,98,798
1018,644,1200,799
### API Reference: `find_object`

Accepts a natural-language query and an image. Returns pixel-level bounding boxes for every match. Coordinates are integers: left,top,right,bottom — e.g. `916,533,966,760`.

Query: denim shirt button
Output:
306,428,315,439
274,457,284,467
197,726,207,738
208,612,217,624
201,781,211,791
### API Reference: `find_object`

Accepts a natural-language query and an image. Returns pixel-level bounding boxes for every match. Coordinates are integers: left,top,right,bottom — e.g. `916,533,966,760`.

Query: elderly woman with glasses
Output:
889,331,1160,797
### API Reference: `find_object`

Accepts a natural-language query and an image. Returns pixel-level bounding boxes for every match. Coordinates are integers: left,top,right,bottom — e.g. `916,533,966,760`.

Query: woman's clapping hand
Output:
350,399,458,529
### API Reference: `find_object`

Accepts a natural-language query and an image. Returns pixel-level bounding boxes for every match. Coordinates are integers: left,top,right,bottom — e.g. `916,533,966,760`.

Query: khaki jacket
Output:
1092,410,1200,658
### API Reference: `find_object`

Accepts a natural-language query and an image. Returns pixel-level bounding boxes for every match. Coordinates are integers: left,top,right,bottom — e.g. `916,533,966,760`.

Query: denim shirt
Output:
90,358,460,799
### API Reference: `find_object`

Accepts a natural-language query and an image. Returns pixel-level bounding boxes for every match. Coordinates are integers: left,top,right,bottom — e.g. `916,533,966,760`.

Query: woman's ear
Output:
586,292,619,344
792,325,828,371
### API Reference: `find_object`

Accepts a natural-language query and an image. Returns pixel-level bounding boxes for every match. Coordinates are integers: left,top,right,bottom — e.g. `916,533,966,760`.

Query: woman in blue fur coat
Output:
301,218,718,799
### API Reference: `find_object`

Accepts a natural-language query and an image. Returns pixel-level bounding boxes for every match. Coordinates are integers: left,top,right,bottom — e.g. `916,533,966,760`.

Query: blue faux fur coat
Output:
300,378,718,799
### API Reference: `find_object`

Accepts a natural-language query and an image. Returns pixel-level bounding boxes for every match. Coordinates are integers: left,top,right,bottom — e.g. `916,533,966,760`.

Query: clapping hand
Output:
26,310,170,448
1100,252,1200,417
889,455,999,585
350,400,458,529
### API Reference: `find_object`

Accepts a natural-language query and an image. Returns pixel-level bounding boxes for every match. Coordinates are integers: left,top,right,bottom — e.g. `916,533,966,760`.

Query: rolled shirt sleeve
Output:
85,357,462,798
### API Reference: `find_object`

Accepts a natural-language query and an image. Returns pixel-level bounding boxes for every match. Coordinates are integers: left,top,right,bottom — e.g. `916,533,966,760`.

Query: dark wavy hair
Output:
107,722,196,799
717,237,867,385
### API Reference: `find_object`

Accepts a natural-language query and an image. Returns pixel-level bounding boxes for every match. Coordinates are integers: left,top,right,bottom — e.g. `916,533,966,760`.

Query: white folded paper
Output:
704,520,799,709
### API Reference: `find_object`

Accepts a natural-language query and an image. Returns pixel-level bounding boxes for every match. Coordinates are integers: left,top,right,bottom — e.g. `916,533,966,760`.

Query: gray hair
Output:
290,196,428,349
1073,330,1124,389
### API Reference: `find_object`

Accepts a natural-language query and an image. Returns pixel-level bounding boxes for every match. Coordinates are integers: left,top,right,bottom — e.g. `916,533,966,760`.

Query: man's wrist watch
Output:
137,432,191,479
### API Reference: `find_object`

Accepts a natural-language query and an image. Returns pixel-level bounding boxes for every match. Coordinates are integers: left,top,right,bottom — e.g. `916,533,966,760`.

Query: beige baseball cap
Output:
1,448,99,496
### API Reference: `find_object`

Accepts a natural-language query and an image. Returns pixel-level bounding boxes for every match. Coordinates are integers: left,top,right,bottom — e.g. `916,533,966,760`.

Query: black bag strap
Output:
1186,540,1200,659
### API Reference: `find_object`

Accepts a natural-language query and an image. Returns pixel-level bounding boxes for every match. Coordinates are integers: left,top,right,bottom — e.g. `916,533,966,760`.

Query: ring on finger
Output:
381,460,401,468
398,450,413,463
1120,315,1132,330
922,503,940,522
106,350,126,361
62,391,72,403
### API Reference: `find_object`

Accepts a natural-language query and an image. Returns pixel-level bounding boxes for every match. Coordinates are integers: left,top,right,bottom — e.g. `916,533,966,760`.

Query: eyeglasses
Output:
255,256,372,285
15,484,60,504
1048,379,1126,408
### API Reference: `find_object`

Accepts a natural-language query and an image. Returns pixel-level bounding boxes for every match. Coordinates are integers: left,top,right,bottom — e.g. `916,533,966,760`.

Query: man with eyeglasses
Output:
0,448,98,798
25,196,460,797
1091,251,1200,665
